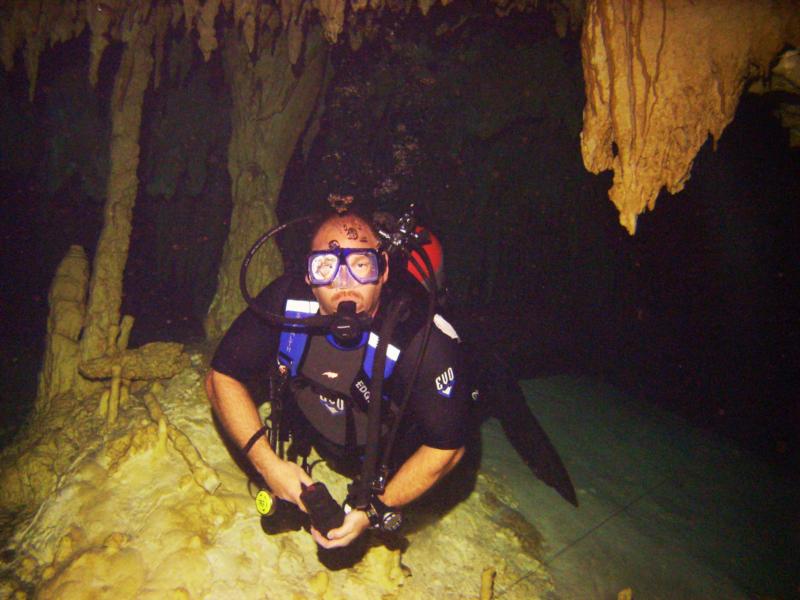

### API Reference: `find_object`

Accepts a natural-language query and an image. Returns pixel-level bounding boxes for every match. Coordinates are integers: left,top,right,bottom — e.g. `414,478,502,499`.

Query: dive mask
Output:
307,248,382,286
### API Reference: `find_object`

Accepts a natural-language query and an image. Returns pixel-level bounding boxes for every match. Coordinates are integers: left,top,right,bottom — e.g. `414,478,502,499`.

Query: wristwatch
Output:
365,496,403,532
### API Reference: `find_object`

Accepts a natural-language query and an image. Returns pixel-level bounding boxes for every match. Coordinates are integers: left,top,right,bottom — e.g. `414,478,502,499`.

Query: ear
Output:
380,252,390,284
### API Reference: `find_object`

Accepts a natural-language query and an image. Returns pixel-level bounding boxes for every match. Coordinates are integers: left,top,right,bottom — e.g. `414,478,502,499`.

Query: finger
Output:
310,527,328,546
311,528,345,549
323,523,346,540
318,534,348,549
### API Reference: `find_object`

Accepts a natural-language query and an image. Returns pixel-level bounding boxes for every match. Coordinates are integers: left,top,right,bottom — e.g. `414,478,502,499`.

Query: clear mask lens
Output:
308,249,380,286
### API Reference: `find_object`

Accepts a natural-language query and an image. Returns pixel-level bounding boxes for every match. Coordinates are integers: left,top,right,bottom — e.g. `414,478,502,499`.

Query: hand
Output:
311,509,370,549
262,458,314,511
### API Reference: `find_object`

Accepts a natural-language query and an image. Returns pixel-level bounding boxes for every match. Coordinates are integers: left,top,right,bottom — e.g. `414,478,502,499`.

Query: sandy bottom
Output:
480,376,799,600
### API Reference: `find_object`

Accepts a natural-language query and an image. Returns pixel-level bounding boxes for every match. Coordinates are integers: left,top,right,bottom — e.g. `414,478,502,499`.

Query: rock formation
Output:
750,48,800,146
580,0,800,234
79,16,156,363
0,0,585,345
203,27,329,339
0,352,555,599
36,246,89,413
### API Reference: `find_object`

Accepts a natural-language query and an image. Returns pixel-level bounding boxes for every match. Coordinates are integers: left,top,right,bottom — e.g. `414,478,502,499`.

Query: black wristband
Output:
370,495,392,514
242,425,269,454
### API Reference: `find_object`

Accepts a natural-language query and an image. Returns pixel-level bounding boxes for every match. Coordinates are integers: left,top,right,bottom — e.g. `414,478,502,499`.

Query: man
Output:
206,210,467,549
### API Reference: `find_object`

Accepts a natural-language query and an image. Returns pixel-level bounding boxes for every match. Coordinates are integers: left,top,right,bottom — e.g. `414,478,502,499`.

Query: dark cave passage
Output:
0,14,798,471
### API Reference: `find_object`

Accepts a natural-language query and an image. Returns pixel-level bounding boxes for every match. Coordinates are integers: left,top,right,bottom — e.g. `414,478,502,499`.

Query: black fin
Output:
492,374,578,506
466,340,578,507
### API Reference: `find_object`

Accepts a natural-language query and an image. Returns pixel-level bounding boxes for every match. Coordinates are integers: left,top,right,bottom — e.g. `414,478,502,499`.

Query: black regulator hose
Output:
379,245,438,471
353,292,411,509
350,233,440,506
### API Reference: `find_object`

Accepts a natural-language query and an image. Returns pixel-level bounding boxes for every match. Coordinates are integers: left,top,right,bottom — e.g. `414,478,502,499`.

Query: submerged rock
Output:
79,342,190,381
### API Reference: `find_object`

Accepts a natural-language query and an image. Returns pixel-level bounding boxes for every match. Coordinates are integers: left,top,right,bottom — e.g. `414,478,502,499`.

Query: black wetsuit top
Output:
211,273,468,464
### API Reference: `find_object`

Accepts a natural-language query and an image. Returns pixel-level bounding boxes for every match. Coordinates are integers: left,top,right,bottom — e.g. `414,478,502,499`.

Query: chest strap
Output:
277,299,318,376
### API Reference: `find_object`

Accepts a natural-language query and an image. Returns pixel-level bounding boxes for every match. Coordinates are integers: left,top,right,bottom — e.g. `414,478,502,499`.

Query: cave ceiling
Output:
1,0,799,233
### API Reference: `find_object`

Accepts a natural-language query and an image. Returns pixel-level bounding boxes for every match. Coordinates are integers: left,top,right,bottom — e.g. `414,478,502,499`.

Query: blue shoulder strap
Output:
277,299,318,376
363,331,401,380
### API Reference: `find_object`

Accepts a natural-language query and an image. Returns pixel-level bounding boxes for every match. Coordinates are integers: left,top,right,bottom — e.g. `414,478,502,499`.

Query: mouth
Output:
332,292,362,305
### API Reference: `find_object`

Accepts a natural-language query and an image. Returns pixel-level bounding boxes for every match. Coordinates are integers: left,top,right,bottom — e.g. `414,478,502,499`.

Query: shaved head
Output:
310,213,380,251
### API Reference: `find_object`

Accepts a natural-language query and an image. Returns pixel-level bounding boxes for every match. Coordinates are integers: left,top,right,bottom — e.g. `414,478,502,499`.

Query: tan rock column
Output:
80,20,155,363
204,27,329,339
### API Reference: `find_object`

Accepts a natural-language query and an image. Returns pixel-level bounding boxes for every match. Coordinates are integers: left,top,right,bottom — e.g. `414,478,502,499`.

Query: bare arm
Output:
380,444,464,507
205,369,312,507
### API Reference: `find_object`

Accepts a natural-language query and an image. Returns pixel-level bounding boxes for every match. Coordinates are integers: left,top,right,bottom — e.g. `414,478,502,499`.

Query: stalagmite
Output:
481,566,498,600
120,381,131,407
98,389,110,417
580,0,800,234
107,324,120,356
108,364,122,425
36,245,89,413
118,315,135,352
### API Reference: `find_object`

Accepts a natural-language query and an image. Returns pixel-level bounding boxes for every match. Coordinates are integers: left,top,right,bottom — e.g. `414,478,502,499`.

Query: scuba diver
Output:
206,196,577,559
206,199,468,550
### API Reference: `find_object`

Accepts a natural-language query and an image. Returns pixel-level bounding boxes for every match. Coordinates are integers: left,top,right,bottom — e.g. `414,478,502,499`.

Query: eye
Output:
348,254,372,273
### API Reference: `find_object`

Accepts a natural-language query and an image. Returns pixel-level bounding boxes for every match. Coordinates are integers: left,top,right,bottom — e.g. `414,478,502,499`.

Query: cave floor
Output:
480,375,798,600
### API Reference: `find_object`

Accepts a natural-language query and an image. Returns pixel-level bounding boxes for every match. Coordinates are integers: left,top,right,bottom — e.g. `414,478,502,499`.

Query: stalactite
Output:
580,0,800,234
1,0,584,104
316,0,346,42
86,0,115,87
152,3,172,88
182,0,201,28
22,16,44,100
197,0,222,60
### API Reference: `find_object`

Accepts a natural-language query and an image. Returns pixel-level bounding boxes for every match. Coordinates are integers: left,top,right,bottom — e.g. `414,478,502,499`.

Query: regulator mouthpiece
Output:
330,301,363,342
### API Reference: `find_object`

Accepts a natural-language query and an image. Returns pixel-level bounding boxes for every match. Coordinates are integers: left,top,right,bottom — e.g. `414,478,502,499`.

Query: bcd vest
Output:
277,299,403,449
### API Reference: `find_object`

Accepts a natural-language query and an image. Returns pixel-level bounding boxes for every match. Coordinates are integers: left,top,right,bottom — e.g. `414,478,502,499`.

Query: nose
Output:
331,264,355,289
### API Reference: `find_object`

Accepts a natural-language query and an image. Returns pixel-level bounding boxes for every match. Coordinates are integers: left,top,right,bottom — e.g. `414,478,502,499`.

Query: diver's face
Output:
307,217,388,317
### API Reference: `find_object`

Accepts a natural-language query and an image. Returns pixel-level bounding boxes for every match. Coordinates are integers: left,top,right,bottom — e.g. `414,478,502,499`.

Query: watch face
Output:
381,511,403,532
